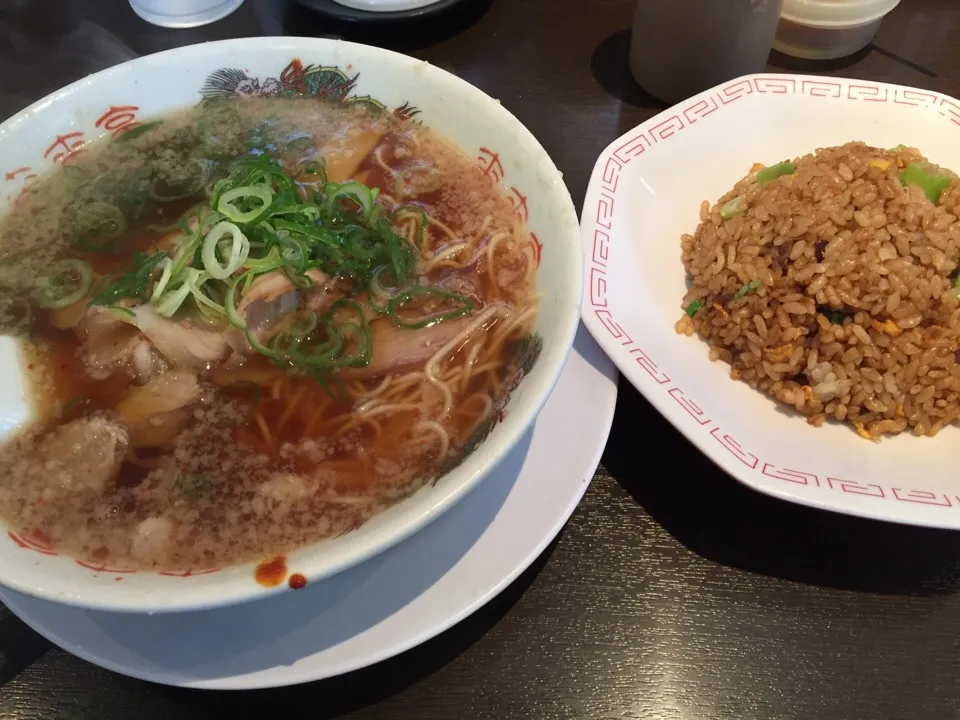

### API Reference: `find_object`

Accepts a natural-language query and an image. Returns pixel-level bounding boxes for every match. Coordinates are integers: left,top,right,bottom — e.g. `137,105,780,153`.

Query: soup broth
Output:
0,97,539,571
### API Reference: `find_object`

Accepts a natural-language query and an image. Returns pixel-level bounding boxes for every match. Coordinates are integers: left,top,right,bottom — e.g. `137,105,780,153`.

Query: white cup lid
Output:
781,0,901,28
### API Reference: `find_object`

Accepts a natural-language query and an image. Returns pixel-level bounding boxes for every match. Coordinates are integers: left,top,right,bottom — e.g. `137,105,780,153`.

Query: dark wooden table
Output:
3,0,960,717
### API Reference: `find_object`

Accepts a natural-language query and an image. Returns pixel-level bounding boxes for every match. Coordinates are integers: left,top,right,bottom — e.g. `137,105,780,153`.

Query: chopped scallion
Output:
387,286,474,329
900,161,954,204
756,161,796,188
393,166,442,198
202,221,250,280
89,252,167,306
720,197,743,219
818,306,847,325
33,260,92,309
685,299,703,317
734,280,762,299
217,184,275,224
66,201,127,252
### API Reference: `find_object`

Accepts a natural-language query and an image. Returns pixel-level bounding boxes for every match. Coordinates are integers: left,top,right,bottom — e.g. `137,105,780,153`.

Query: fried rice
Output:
677,142,960,439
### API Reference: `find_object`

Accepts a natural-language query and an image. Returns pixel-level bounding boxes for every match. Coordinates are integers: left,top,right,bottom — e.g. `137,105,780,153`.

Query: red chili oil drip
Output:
254,556,287,588
288,573,307,590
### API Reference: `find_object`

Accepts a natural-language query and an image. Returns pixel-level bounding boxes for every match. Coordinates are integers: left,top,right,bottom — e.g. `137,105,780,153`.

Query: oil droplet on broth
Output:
254,555,287,587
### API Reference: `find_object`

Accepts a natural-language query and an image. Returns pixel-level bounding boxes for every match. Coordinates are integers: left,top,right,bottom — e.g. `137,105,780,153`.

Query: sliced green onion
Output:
272,218,340,248
394,166,442,198
387,286,473,329
190,277,225,316
756,161,796,188
115,121,163,143
734,280,762,299
369,265,396,300
242,247,285,275
154,282,192,318
326,181,377,219
900,162,953,204
818,307,847,325
62,165,87,182
224,276,248,330
89,252,167,307
286,311,318,339
392,206,427,248
149,257,174,302
321,300,372,367
685,299,703,317
333,322,372,368
155,268,206,318
719,197,743,219
278,233,312,271
176,472,211,500
283,266,316,290
150,159,211,202
276,203,321,223
298,160,327,194
217,184,275,224
202,221,250,280
107,305,136,321
33,260,93,309
61,395,86,413
171,233,202,276
887,144,907,153
67,201,127,252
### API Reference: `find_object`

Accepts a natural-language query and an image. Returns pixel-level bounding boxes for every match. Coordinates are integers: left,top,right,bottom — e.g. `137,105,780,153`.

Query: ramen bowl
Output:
0,37,581,612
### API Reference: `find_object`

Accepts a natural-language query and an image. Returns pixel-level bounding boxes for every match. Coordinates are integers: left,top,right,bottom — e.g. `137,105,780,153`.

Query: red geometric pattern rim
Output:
588,75,960,511
7,530,221,576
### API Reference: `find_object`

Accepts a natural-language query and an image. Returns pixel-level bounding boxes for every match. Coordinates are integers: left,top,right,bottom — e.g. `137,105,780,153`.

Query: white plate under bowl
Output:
581,72,960,529
0,326,615,689
0,37,582,612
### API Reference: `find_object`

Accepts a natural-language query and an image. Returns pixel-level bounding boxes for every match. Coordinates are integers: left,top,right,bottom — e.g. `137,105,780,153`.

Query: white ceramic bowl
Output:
581,73,960,530
0,38,582,612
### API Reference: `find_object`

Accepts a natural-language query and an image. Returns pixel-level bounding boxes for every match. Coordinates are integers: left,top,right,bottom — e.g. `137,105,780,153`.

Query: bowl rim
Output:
0,36,583,612
581,71,960,530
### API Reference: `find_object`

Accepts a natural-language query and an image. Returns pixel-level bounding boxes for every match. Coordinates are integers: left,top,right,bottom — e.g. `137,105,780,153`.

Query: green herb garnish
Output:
33,260,92,309
387,286,474,329
685,299,704,317
94,150,474,390
176,473,211,500
60,395,85,414
720,197,743,219
900,161,953,204
734,280,762,299
115,121,163,143
89,251,168,306
756,161,796,188
65,201,127,252
818,306,847,325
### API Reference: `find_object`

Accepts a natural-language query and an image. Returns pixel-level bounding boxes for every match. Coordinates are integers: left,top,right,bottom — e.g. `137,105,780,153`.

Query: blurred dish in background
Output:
128,0,245,28
774,0,901,59
293,0,465,22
